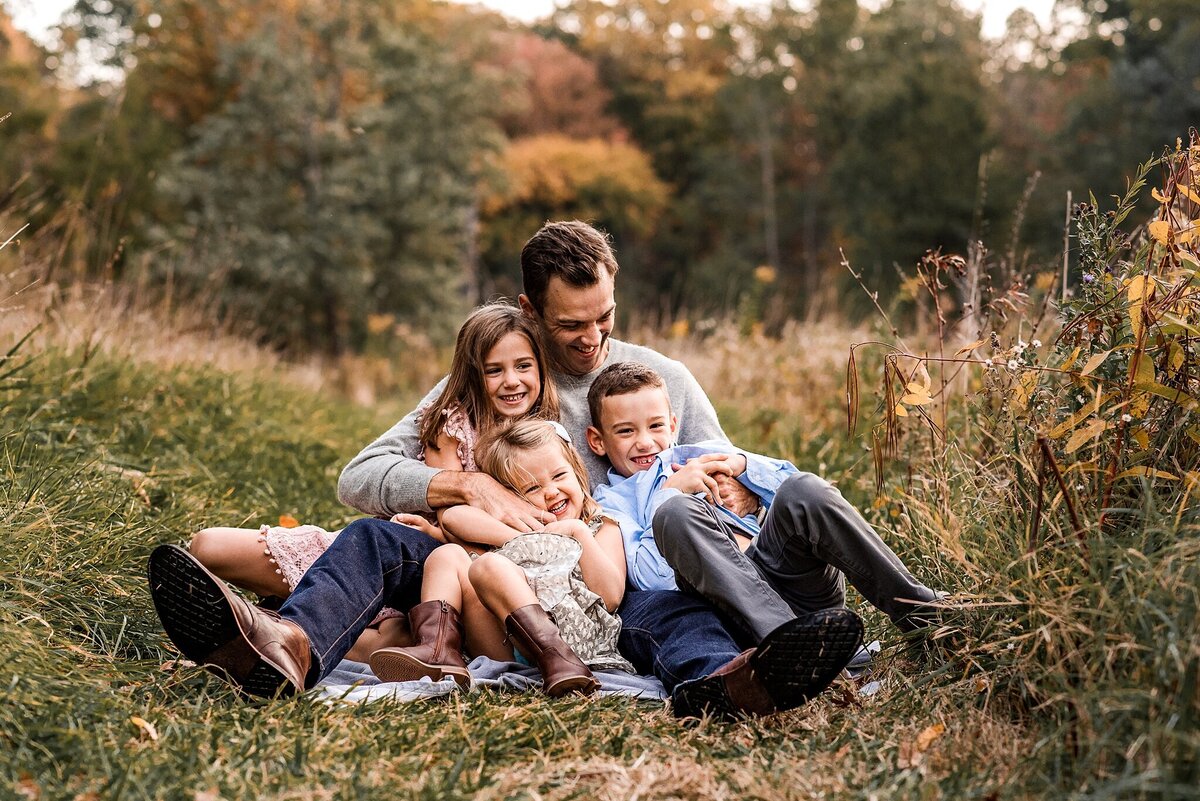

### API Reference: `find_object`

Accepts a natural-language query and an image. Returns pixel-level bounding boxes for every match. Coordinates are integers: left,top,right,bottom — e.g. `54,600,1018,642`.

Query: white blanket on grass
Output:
313,654,668,705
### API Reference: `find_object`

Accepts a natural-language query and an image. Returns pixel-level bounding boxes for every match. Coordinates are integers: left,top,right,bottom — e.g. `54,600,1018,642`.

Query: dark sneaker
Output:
672,608,864,720
147,544,312,698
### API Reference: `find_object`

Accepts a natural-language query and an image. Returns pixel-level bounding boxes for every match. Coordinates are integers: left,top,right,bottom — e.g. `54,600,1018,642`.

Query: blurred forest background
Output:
1,0,1197,355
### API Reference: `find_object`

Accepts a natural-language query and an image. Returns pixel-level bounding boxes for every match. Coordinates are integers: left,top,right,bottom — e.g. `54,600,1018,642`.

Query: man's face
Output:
522,272,616,376
586,386,677,478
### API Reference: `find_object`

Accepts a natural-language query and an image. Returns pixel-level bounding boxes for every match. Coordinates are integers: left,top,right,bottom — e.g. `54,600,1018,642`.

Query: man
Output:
148,221,862,719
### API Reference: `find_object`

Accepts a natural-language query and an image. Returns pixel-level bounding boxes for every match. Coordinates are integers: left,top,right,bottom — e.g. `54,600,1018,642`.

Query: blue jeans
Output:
280,518,744,692
616,590,741,694
280,518,440,684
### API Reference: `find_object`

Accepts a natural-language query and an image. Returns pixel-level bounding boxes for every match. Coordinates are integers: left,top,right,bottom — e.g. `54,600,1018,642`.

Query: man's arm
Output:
338,377,554,529
337,379,447,517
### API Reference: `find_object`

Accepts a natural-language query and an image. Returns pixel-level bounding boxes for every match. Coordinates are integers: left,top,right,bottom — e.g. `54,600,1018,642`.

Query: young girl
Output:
369,419,629,696
186,302,559,660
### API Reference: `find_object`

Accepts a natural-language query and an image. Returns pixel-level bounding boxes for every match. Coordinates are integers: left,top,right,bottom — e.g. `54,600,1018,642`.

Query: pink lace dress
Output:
259,403,478,624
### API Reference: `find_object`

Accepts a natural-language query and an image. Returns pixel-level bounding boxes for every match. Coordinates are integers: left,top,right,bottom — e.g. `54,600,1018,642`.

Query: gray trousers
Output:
652,473,937,642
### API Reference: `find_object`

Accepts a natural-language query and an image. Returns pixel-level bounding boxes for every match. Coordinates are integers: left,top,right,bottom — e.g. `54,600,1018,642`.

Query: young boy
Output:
587,362,943,643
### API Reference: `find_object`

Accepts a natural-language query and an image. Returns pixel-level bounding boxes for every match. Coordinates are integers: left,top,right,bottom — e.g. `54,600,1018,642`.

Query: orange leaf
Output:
130,715,159,742
278,514,300,528
1148,220,1171,244
915,722,946,751
954,339,987,357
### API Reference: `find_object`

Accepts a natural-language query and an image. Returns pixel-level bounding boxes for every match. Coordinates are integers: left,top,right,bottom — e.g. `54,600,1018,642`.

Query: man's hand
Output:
714,474,758,518
427,471,554,532
463,473,555,532
665,453,736,505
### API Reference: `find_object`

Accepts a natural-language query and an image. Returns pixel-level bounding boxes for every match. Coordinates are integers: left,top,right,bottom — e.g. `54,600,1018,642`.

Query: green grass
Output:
1,333,1196,800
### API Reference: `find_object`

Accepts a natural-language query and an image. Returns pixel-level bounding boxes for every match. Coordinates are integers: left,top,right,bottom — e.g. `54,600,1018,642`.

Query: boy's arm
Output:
593,483,679,592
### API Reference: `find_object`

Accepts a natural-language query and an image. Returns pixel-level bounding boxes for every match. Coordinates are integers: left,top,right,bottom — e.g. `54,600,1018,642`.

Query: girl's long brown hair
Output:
475,419,600,522
418,303,559,450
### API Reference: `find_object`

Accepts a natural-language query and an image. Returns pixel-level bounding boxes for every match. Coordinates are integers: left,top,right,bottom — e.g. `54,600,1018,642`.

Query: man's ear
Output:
670,413,679,437
517,294,537,318
585,425,607,457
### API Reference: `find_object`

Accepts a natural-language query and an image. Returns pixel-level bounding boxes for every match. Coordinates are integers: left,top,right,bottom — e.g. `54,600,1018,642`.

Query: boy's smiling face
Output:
586,386,677,478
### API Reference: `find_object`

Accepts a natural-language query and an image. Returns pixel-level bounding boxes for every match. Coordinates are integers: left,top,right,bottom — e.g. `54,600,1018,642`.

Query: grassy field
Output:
2,146,1198,800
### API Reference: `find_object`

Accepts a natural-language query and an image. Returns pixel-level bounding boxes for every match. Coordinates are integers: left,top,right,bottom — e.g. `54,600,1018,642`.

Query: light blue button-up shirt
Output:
593,439,799,592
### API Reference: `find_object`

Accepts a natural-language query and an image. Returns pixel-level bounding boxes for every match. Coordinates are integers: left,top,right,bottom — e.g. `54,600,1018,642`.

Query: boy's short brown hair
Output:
587,362,667,429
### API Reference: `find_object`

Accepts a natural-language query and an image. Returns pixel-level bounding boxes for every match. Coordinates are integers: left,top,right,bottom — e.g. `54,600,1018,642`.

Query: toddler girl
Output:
186,302,558,660
369,419,628,696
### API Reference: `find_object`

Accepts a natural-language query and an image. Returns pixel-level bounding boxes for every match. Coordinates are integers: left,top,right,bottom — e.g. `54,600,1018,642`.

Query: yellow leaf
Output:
1127,274,1150,304
1132,427,1149,449
130,715,159,741
894,403,909,417
1128,275,1152,341
1168,342,1186,376
954,339,987,357
900,393,933,406
1134,381,1200,411
1058,345,1081,373
1151,186,1169,203
1188,427,1200,446
1065,418,1107,454
1148,220,1171,244
1046,392,1117,439
1114,467,1180,481
915,722,946,752
278,514,300,528
1013,371,1039,411
1178,183,1200,204
1129,353,1155,385
1079,350,1111,377
905,381,928,395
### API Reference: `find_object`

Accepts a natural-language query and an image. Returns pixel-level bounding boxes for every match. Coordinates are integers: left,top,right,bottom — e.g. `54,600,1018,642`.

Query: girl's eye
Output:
523,486,540,496
553,471,569,481
517,361,534,371
484,367,501,375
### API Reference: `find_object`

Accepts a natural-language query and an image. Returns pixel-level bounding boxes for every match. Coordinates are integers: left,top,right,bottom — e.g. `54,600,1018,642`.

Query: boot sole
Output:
751,608,864,710
544,674,601,697
147,544,294,698
673,608,863,720
369,649,471,689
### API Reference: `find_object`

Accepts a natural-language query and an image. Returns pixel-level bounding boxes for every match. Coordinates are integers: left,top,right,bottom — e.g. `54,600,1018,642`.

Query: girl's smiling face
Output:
482,331,541,418
510,443,586,521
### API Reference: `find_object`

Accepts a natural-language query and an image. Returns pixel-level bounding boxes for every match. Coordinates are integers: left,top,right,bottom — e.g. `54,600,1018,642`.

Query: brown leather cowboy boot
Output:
504,603,600,697
148,544,312,698
368,600,472,688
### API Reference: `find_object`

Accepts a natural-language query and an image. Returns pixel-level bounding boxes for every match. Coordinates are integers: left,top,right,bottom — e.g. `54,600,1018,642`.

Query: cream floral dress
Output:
494,517,633,673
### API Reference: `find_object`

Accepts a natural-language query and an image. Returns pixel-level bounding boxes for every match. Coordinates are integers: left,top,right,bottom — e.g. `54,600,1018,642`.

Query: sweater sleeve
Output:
655,354,726,446
337,377,449,516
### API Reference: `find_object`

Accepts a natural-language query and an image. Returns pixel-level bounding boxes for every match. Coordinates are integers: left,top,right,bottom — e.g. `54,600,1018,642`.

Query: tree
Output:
153,6,499,353
478,134,668,300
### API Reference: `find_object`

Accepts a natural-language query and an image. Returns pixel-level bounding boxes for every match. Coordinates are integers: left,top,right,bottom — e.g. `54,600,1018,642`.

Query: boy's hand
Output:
665,453,736,505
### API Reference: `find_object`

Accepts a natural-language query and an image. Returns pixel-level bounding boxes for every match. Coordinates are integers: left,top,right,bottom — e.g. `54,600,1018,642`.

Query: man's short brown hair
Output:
520,221,619,314
587,362,666,429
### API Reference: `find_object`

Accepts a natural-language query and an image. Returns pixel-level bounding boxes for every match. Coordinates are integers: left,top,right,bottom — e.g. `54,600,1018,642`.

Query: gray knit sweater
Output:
337,339,726,516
